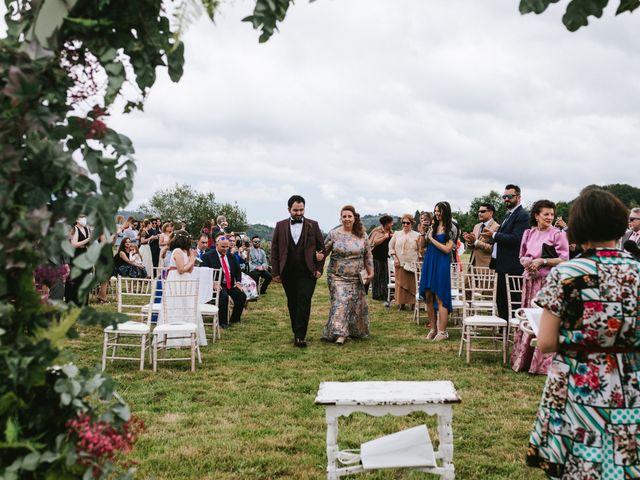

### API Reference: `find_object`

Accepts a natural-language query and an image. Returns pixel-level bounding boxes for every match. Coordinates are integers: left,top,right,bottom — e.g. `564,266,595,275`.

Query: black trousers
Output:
218,286,246,326
248,269,272,293
496,272,521,320
281,270,317,341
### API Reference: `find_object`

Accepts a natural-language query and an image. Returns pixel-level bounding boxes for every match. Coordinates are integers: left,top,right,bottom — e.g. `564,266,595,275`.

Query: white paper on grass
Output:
360,425,436,470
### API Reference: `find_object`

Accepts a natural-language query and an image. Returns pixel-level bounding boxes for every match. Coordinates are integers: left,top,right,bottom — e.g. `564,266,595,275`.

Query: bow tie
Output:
290,218,303,225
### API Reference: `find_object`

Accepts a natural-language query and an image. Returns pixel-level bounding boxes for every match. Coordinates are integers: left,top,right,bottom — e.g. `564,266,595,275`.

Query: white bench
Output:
315,381,460,479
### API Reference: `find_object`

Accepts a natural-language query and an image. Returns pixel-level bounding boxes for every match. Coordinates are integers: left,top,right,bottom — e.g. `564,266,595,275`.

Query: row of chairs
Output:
101,269,223,372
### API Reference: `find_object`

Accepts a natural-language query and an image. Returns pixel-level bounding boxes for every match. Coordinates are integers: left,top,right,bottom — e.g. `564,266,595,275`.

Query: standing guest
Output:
211,215,228,238
463,204,500,268
248,236,272,294
479,184,529,320
138,219,154,277
388,214,420,310
201,235,246,328
148,218,161,269
322,206,374,345
159,222,174,266
271,195,325,348
417,211,433,258
419,202,455,341
511,200,569,374
65,214,92,305
196,234,209,261
202,220,214,249
368,215,394,301
114,215,125,248
122,217,139,246
526,187,640,479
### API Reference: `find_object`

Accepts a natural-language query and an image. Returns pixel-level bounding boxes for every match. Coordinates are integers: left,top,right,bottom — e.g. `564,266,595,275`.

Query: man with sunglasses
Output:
248,236,272,294
620,208,640,255
463,203,500,268
479,184,529,320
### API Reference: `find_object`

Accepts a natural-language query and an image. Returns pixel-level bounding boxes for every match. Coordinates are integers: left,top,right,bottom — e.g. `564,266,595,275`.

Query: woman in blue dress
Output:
420,202,455,341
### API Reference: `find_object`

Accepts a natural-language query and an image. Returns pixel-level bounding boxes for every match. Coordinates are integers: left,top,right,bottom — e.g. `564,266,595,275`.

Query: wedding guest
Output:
114,214,125,248
511,200,569,374
65,214,91,305
463,204,500,268
248,236,272,294
196,234,209,261
159,222,174,266
368,215,394,301
113,238,147,278
388,214,420,310
527,187,639,479
122,217,139,246
138,219,154,277
419,202,455,341
148,218,161,269
417,211,433,258
211,215,228,238
322,205,373,345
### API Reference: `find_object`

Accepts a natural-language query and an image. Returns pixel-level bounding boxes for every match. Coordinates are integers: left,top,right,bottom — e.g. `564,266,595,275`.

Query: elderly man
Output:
621,207,640,257
479,184,529,320
248,236,272,294
201,235,246,328
463,203,500,268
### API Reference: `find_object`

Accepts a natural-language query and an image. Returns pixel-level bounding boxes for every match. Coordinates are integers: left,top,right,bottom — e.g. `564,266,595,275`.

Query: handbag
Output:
541,243,558,259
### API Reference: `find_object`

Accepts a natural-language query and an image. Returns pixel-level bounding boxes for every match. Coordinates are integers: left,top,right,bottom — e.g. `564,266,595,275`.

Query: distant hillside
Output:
246,224,274,240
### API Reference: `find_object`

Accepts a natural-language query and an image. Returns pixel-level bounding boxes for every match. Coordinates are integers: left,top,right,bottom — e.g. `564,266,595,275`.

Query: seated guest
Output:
201,235,246,328
621,207,640,254
196,234,209,261
113,237,147,278
248,236,272,294
228,233,258,299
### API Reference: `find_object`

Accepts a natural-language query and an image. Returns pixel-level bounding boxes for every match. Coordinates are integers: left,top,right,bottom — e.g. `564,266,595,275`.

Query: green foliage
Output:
138,184,248,237
520,0,640,31
242,0,295,42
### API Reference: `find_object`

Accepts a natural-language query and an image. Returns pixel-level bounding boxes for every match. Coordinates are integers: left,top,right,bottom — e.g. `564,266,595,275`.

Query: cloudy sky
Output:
7,1,640,227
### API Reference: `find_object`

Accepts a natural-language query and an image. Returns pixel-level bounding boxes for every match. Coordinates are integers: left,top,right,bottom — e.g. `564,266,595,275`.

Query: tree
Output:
139,184,247,237
519,0,639,32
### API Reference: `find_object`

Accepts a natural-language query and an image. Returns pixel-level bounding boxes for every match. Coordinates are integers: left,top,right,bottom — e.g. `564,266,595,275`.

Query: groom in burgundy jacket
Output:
271,195,325,348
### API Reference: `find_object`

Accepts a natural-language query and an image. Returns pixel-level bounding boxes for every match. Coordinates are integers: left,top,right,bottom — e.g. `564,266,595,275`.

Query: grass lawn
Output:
71,279,548,480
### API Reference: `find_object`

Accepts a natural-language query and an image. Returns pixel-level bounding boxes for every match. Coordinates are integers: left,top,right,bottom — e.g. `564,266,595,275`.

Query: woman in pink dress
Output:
510,200,569,374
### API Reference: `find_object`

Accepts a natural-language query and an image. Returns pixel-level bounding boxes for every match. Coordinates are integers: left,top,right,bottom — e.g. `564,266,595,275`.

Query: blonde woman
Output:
388,213,420,310
159,222,174,266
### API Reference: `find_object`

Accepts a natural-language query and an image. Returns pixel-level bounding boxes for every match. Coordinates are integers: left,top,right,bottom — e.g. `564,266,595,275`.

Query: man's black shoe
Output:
294,338,307,348
220,324,230,329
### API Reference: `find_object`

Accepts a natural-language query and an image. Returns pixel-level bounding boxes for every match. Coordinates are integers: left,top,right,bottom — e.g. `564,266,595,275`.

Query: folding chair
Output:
201,268,222,342
449,262,467,327
458,268,508,364
101,277,156,371
153,279,202,372
413,261,425,324
506,274,524,349
386,257,395,308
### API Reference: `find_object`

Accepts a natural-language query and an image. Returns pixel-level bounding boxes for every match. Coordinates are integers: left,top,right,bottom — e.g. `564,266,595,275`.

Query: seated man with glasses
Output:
463,203,500,268
248,236,272,294
621,207,640,258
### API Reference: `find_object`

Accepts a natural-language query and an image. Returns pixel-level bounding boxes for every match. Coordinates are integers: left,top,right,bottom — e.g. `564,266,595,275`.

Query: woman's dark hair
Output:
170,229,192,252
433,201,452,238
341,205,364,238
288,195,305,208
568,187,628,245
379,214,393,226
529,199,556,227
116,237,130,256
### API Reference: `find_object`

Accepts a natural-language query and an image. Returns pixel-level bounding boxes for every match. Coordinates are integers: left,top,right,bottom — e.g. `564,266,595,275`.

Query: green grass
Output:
72,282,548,480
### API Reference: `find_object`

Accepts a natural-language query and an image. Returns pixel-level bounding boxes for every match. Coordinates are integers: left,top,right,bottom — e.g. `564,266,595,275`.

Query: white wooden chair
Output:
449,263,467,327
385,257,395,308
201,268,222,342
458,268,508,364
412,261,425,324
506,274,524,349
101,277,156,371
152,279,201,372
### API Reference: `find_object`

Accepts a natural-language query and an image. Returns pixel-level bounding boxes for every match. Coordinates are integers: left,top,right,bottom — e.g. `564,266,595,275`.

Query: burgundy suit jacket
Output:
271,218,325,277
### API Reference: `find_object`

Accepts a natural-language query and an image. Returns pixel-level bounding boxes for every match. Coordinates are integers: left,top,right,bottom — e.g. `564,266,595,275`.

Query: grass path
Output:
73,281,547,479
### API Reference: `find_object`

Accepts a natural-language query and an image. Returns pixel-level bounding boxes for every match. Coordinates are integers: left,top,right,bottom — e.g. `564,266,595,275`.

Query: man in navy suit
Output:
480,184,529,320
201,235,246,328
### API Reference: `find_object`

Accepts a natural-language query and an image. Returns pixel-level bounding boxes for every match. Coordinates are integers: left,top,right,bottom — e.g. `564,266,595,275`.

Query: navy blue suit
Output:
491,204,529,320
201,249,246,326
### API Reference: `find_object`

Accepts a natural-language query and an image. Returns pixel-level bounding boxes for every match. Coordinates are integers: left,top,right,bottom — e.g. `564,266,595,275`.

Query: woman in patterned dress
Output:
527,187,640,479
322,205,374,345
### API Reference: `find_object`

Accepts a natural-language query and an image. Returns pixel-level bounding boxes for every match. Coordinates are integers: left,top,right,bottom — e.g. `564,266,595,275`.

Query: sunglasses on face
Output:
478,209,488,213
630,217,640,222
402,221,411,225
502,194,516,200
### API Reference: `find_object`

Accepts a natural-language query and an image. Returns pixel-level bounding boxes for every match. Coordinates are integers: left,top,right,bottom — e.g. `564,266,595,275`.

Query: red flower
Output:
584,301,604,312
87,119,108,139
607,318,622,331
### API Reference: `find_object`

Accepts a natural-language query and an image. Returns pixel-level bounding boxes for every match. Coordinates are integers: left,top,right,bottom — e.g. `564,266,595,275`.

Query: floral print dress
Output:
527,249,640,479
322,229,374,341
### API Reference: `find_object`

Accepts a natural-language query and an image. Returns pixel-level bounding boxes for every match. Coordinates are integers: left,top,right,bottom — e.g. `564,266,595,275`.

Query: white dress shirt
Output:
290,218,304,244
